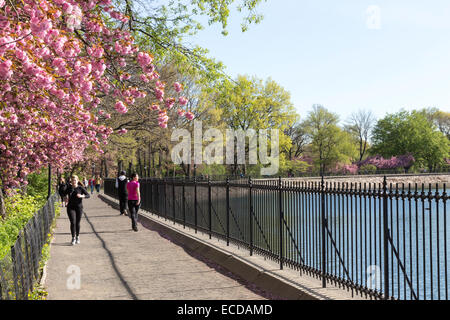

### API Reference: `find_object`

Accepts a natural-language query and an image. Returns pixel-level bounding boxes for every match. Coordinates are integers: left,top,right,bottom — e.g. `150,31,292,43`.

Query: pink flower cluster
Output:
137,52,153,67
147,80,195,124
165,98,176,110
158,110,168,128
0,59,12,80
115,101,128,114
179,96,188,106
149,104,160,111
0,0,185,188
173,82,183,93
331,163,359,175
358,154,415,169
185,111,195,120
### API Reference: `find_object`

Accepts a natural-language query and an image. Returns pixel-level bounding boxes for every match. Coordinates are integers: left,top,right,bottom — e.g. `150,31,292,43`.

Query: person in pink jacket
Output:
126,173,141,232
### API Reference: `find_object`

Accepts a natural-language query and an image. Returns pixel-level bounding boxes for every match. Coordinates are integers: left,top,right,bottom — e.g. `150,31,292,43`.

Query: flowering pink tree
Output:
0,0,192,193
331,163,359,175
358,154,415,171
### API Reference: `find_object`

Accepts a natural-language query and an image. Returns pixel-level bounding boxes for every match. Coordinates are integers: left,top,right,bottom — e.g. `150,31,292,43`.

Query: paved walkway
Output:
44,193,266,300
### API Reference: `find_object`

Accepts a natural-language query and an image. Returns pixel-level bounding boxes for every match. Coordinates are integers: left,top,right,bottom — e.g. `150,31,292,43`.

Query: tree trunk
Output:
137,149,142,177
103,159,108,177
0,185,6,220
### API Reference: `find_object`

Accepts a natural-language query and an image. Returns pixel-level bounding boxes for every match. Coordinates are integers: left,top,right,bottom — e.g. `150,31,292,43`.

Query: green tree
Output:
213,75,296,175
284,119,309,160
420,108,450,140
303,105,358,173
121,0,267,83
344,109,376,161
371,110,449,170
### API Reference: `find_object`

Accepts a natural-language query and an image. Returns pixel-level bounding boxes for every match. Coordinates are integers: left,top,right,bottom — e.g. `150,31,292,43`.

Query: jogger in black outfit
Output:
58,177,68,207
64,175,90,245
115,171,128,215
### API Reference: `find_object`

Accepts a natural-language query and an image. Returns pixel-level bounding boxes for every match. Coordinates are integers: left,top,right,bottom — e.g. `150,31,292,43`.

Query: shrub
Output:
0,194,43,259
26,169,51,204
359,164,377,174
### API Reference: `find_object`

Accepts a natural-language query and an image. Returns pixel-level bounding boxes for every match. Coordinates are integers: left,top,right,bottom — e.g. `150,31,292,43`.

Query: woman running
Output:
126,173,140,232
64,175,90,245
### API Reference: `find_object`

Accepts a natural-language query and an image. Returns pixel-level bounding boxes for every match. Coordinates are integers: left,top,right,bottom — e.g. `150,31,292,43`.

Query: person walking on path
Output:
115,171,128,216
58,177,68,207
126,173,140,232
64,175,90,245
94,175,102,194
88,177,94,195
83,177,88,188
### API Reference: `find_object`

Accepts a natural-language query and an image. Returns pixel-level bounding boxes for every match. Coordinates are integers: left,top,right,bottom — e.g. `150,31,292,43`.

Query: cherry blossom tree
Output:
0,0,192,217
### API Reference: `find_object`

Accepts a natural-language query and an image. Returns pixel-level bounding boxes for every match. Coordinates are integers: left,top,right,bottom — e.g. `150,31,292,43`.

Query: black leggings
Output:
119,195,128,214
128,200,140,228
67,206,83,238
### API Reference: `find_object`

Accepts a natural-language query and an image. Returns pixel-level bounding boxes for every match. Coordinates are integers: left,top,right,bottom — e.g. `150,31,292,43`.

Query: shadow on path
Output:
139,218,285,300
100,197,281,300
82,209,139,300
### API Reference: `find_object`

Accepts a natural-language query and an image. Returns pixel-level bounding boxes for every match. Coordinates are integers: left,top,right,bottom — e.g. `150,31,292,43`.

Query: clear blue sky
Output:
188,0,450,123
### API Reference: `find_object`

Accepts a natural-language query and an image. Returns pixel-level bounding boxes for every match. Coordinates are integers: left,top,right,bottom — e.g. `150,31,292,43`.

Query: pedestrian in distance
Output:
58,177,68,207
126,173,141,232
95,175,102,194
64,175,90,245
83,177,88,189
88,177,94,195
115,170,129,216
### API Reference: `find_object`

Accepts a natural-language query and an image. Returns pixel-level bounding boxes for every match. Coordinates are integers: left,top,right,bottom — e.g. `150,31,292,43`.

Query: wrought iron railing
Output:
0,193,58,300
104,176,449,300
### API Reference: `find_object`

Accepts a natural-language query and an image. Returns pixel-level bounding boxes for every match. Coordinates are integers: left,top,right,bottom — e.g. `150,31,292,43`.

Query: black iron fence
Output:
0,193,58,300
105,176,449,300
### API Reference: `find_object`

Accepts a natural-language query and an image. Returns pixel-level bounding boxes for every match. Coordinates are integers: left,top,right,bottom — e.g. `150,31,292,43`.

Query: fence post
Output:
10,244,20,299
149,178,153,215
321,175,327,288
383,176,390,300
249,177,253,256
226,177,230,246
279,176,283,270
23,228,33,297
194,177,198,234
47,164,51,200
208,177,212,239
182,178,186,229
172,179,176,224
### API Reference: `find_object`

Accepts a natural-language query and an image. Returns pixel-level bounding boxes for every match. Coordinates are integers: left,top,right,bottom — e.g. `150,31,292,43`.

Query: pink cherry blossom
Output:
115,101,128,114
184,111,195,120
0,0,193,189
179,96,188,106
173,82,183,93
165,98,176,110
